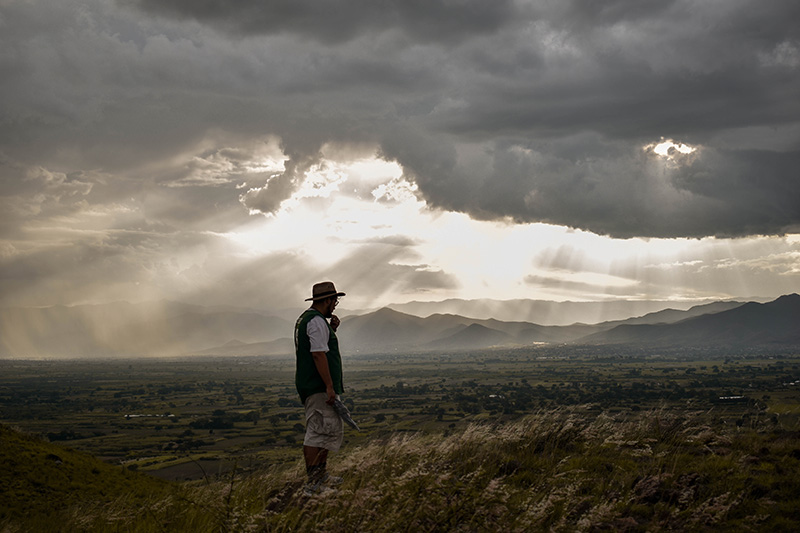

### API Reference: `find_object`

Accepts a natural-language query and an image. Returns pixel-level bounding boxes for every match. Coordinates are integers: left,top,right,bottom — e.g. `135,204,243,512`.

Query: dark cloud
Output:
138,0,800,237
131,0,516,44
1,0,799,268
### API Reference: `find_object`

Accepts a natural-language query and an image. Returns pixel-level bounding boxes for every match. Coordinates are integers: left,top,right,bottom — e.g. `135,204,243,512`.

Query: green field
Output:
2,347,798,479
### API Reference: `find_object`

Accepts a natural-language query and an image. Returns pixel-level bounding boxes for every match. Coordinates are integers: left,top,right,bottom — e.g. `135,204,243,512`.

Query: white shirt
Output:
306,312,330,353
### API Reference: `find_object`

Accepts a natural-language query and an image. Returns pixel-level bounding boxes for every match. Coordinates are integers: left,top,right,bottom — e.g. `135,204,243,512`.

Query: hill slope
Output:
597,300,744,328
0,424,171,525
424,323,515,350
581,293,800,346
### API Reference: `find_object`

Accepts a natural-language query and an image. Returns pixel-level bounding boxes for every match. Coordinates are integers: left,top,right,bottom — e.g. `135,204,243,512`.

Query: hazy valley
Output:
1,294,796,359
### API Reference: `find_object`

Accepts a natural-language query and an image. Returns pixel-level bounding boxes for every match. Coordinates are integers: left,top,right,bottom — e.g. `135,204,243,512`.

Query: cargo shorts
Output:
303,392,344,452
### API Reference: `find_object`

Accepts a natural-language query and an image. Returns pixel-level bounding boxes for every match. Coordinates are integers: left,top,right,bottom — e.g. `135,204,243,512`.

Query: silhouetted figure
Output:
294,281,346,494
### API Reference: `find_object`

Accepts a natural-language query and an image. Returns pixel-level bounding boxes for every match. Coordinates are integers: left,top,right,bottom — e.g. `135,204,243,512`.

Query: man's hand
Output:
326,385,336,405
330,314,340,332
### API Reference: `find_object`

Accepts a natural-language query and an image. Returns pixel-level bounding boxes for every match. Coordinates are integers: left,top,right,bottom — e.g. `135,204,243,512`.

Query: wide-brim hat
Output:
305,281,346,301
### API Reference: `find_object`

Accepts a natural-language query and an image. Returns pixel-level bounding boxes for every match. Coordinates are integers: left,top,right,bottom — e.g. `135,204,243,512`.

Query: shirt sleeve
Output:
306,315,330,353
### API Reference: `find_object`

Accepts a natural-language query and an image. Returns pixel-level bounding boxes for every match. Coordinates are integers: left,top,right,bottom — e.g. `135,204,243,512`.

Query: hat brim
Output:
305,291,346,301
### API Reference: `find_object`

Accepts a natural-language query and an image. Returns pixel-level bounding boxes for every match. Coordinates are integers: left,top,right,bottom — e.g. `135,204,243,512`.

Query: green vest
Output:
294,308,344,403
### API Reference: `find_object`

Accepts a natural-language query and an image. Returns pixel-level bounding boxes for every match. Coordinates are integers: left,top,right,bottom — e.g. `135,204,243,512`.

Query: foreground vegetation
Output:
0,423,171,530
3,406,800,532
1,348,799,531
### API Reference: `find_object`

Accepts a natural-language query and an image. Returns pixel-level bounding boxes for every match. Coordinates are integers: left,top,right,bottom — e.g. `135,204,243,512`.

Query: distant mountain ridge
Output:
387,297,753,325
596,301,745,327
2,295,796,358
335,308,600,354
339,296,796,353
582,294,800,347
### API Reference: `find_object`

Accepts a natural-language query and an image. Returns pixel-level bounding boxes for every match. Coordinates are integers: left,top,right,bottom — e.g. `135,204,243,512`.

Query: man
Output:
294,281,346,494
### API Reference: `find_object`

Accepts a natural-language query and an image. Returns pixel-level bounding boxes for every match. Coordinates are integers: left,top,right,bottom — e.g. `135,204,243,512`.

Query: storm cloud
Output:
117,0,800,238
1,0,799,308
2,0,798,239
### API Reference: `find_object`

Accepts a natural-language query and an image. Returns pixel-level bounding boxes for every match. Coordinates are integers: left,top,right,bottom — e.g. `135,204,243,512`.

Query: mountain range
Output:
385,297,760,325
580,294,800,347
336,297,798,353
1,295,796,358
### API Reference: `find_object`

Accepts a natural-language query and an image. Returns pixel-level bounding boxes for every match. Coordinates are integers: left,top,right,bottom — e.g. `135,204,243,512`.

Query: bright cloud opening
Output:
219,153,799,309
645,139,698,159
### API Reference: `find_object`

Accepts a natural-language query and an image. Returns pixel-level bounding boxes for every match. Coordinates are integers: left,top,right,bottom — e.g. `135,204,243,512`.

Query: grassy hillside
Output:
5,407,799,532
0,424,176,531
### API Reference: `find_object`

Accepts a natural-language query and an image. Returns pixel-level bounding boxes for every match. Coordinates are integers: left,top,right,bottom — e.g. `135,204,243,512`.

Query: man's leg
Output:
303,445,328,481
301,393,342,491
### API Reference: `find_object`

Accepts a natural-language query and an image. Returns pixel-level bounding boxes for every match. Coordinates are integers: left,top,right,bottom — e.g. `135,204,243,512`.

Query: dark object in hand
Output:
333,398,360,431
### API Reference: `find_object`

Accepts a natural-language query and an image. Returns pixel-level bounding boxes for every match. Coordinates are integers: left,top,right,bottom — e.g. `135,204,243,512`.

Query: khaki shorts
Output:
303,392,344,452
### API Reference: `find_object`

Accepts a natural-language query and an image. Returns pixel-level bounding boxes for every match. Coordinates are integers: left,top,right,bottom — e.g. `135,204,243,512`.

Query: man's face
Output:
322,296,338,318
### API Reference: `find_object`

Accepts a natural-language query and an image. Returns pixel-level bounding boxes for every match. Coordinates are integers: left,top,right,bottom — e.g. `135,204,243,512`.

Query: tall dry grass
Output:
13,406,800,532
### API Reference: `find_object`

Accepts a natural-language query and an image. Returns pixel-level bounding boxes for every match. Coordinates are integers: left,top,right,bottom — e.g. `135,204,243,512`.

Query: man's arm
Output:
311,351,336,404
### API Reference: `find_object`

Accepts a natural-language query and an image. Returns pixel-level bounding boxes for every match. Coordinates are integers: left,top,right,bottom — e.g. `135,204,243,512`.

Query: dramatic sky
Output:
1,0,799,311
